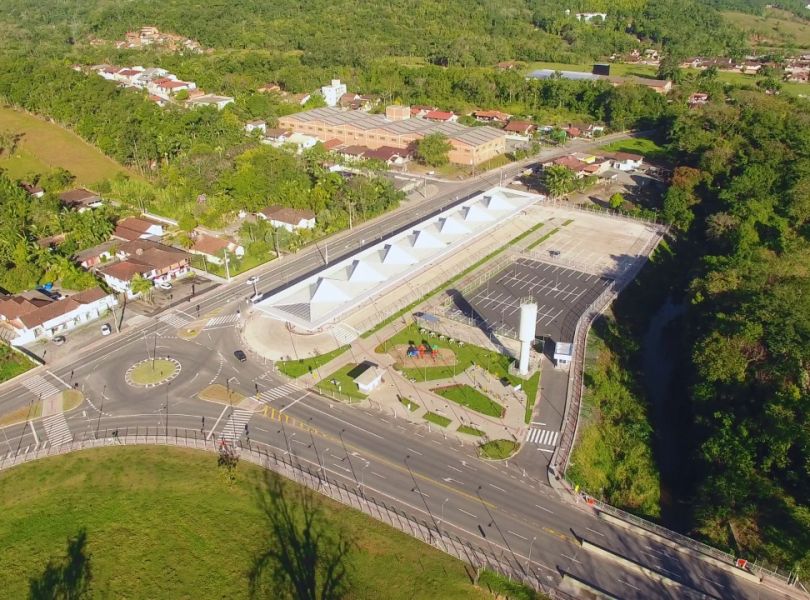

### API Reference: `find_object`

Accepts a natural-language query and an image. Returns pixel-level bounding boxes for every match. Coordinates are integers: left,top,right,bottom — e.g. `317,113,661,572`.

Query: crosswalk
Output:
42,413,73,446
525,428,559,447
158,313,191,328
206,314,240,328
332,323,359,345
257,383,299,404
219,408,254,443
23,375,61,399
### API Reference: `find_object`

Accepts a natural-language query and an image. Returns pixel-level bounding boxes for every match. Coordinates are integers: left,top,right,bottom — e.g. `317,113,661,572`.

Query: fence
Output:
0,426,577,600
544,197,660,226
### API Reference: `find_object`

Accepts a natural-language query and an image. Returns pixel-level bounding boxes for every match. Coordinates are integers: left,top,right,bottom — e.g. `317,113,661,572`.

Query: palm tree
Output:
130,273,153,298
543,165,575,199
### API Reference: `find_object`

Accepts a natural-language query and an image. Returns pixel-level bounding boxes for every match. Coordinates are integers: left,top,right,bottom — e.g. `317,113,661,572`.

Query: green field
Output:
277,345,349,378
0,342,34,383
317,363,369,401
424,411,452,427
0,105,135,185
599,137,669,160
478,439,520,460
0,446,512,599
722,9,810,51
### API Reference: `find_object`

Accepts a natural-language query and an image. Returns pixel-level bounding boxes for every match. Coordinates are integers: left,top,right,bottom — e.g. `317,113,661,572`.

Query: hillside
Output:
723,8,810,51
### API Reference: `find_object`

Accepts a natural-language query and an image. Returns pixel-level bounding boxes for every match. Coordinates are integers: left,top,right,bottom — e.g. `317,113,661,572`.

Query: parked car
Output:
233,349,247,363
156,281,172,290
53,335,66,346
100,323,112,336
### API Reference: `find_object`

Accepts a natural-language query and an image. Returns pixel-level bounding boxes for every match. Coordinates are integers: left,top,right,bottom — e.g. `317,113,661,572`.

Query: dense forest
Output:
1,0,747,65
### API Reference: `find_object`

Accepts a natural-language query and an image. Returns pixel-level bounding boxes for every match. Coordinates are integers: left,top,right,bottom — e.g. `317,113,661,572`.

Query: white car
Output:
100,323,112,336
156,281,172,290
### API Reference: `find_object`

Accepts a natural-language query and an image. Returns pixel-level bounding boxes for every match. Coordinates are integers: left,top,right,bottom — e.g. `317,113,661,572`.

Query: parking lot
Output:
448,257,610,342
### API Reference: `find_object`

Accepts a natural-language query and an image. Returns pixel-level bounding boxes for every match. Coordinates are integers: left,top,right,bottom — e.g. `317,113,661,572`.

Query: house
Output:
338,145,369,160
321,79,347,107
607,151,644,171
575,12,607,22
113,217,164,242
410,105,438,118
423,110,457,123
100,240,189,297
19,181,44,198
188,233,244,265
245,120,267,134
262,128,293,144
132,67,169,89
0,287,117,346
36,233,67,250
322,138,343,151
73,240,118,269
59,188,102,211
284,132,319,153
113,67,145,86
354,364,384,394
148,76,196,98
504,120,536,136
363,146,409,165
473,110,512,123
187,94,234,110
287,93,311,106
548,155,591,177
564,125,582,138
256,206,316,232
688,92,709,108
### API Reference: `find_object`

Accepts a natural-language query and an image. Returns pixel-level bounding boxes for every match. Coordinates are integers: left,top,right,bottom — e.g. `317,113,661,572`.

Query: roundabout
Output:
125,357,181,388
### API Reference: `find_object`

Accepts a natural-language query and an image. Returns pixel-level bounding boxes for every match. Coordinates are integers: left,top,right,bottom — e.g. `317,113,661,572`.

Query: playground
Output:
390,342,457,369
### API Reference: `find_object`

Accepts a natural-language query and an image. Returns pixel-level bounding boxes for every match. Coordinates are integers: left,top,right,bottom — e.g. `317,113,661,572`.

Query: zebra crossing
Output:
257,383,299,404
525,427,559,447
158,313,191,328
332,323,359,345
206,314,240,328
23,375,61,399
42,413,73,446
219,408,254,443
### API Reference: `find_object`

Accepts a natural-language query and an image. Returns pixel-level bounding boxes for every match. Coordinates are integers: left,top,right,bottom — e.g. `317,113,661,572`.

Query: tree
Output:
542,165,574,198
178,213,197,232
415,133,452,167
130,273,153,297
609,193,625,210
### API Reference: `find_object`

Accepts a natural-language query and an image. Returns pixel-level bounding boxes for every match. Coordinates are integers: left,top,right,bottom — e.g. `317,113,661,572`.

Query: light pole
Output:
528,535,536,569
441,497,449,523
164,381,171,437
248,278,259,297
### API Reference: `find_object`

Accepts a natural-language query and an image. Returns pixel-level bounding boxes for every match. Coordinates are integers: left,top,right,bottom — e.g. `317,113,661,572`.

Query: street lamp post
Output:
164,381,171,437
441,497,449,523
528,535,536,569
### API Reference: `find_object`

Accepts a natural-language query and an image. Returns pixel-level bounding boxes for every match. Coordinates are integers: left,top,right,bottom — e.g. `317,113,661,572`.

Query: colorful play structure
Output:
406,342,440,359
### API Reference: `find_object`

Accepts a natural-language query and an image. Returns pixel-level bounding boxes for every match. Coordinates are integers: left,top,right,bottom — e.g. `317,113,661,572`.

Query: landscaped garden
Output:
0,446,531,599
317,363,369,401
127,358,180,386
478,439,520,460
277,345,349,378
0,342,33,384
433,384,504,418
423,411,452,427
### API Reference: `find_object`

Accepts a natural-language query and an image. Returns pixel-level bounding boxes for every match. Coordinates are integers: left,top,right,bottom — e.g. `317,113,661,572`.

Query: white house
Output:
553,342,573,368
285,132,319,153
321,79,347,107
256,206,316,232
609,152,644,171
245,120,267,134
187,94,235,110
354,365,384,394
0,288,118,346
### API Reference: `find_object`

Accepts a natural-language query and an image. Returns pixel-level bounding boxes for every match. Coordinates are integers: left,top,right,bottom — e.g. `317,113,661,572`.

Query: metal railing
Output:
0,427,576,599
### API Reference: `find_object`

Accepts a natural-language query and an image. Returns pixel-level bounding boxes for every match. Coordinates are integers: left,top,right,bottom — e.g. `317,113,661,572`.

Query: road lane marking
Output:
488,483,506,493
561,553,582,564
298,402,383,439
508,530,528,541
406,447,423,456
586,527,605,537
535,504,554,514
207,406,229,440
370,471,386,479
619,579,641,591
28,420,38,445
446,465,463,473
280,392,309,413
457,508,477,518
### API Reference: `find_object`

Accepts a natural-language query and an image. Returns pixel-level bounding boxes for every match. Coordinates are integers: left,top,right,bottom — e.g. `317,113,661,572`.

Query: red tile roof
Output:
424,110,454,121
504,120,535,134
59,188,100,206
18,287,109,329
259,205,316,224
323,138,342,150
100,260,149,282
191,234,229,256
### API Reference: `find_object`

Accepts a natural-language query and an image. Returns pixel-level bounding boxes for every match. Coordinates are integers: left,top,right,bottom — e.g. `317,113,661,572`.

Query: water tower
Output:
518,300,538,375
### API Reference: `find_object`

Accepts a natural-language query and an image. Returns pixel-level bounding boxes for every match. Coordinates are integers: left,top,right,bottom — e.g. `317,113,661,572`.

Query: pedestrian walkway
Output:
206,314,240,328
158,313,191,329
257,383,299,403
42,413,73,446
219,408,253,443
23,374,61,399
332,323,359,345
525,427,558,448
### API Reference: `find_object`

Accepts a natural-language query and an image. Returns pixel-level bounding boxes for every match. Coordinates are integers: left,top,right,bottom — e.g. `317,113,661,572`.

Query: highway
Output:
0,133,802,599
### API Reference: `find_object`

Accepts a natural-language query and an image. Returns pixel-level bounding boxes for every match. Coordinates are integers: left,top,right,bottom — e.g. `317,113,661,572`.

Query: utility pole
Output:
223,248,231,281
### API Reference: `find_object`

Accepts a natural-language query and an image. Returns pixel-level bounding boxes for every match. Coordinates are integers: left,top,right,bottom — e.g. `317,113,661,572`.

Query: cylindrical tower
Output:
518,302,538,375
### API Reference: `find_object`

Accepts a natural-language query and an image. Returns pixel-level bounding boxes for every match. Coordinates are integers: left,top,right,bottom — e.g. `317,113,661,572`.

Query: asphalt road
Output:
0,133,800,599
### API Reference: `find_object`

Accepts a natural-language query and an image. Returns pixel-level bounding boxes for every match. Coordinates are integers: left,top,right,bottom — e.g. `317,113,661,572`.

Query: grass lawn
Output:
0,398,43,427
0,105,137,185
399,396,420,412
599,137,669,160
361,220,546,338
277,345,349,378
317,363,368,401
433,384,504,418
525,227,560,251
198,384,246,405
0,446,504,599
190,251,273,279
522,371,541,424
424,411,452,428
128,359,177,385
478,440,520,460
457,425,485,437
722,9,810,50
0,342,34,383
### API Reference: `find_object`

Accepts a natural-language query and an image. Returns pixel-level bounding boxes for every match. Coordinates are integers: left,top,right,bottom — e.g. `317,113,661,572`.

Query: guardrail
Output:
0,427,576,599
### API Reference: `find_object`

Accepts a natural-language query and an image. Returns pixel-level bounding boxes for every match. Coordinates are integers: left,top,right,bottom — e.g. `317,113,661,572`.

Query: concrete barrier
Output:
597,510,763,584
559,570,621,599
580,538,716,600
